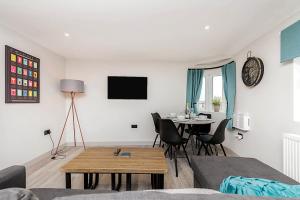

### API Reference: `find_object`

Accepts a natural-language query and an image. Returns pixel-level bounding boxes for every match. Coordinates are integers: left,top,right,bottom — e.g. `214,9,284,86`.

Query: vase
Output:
213,105,220,112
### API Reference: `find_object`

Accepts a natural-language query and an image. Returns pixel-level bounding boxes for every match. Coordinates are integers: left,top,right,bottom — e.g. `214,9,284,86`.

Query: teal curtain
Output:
221,62,236,129
186,69,204,113
281,20,300,63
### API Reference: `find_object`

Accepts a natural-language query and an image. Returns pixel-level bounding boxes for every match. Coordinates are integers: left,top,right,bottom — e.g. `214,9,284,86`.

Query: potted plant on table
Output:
212,96,221,112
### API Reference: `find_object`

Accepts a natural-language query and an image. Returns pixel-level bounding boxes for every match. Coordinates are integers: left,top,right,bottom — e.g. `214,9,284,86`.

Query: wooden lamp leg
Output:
73,101,86,150
71,92,76,147
54,95,73,156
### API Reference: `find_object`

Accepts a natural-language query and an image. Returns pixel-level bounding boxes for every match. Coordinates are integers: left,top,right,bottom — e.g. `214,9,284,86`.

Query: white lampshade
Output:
60,79,84,93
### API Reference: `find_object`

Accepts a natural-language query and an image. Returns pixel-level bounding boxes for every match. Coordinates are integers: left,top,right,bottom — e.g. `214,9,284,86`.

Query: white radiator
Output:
283,133,300,182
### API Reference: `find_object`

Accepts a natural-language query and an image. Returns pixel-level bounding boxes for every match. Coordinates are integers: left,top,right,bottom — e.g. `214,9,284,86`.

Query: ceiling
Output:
0,0,299,62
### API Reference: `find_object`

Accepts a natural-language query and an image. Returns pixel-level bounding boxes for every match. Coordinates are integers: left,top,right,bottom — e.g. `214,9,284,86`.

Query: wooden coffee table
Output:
61,147,168,190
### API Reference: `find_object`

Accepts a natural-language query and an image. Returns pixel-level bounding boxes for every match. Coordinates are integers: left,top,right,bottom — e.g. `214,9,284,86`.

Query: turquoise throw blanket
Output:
220,176,300,198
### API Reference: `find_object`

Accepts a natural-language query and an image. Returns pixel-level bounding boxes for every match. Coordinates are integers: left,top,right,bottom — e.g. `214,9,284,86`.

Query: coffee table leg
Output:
111,173,122,191
88,173,93,188
151,174,164,189
84,173,89,189
115,173,122,191
111,173,116,190
151,174,157,189
158,174,164,189
126,173,132,191
152,174,157,189
151,174,154,189
66,173,71,189
92,173,99,189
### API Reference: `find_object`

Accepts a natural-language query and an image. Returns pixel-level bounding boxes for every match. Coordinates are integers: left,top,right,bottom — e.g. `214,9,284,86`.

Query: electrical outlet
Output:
131,124,138,128
44,129,51,135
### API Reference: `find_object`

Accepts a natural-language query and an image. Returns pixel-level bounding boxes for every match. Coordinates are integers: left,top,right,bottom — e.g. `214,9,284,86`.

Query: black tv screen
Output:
107,76,147,99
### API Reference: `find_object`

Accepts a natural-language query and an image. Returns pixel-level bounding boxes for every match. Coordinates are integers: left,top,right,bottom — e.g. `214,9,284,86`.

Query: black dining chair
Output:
160,119,191,177
185,113,212,154
196,118,230,156
151,113,161,148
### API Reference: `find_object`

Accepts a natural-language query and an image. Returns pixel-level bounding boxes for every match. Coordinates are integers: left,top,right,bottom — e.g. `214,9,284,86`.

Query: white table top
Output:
165,117,215,125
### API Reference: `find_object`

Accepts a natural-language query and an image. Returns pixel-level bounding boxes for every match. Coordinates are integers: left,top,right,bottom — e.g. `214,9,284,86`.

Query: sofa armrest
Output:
0,166,26,189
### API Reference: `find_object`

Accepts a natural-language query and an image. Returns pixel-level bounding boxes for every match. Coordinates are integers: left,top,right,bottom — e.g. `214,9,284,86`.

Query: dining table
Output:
164,116,216,154
171,117,215,135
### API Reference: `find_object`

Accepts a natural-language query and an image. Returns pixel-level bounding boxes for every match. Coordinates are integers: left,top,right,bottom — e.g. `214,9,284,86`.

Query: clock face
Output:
242,57,264,87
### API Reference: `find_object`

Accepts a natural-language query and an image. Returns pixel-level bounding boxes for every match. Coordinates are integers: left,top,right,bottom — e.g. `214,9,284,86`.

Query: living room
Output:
1,0,300,199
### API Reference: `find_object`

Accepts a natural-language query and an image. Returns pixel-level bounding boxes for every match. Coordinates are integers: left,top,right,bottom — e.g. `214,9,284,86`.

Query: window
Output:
197,69,226,112
198,77,205,111
213,76,223,99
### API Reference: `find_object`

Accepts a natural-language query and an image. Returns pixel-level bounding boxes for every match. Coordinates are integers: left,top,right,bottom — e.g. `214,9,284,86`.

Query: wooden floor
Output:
25,145,236,191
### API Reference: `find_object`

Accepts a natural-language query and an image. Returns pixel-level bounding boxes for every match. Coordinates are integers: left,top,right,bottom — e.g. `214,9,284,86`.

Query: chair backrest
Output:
210,118,230,144
198,113,212,119
192,113,212,134
159,119,182,144
151,113,161,133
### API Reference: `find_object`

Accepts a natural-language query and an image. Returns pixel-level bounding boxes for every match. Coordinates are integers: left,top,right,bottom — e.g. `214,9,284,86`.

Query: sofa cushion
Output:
191,156,298,190
30,188,112,200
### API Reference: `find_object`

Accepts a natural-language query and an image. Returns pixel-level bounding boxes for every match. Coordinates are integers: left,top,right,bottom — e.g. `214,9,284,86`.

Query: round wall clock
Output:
242,52,264,87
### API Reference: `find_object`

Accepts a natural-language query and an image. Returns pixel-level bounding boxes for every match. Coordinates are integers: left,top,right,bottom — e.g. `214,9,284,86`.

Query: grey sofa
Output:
0,162,299,200
0,166,26,190
0,165,111,200
191,156,298,190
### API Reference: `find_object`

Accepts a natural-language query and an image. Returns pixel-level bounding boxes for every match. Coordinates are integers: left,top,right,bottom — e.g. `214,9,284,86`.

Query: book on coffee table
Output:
119,152,131,157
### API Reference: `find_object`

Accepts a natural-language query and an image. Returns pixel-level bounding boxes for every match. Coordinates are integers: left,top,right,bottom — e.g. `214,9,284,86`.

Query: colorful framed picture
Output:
5,45,40,103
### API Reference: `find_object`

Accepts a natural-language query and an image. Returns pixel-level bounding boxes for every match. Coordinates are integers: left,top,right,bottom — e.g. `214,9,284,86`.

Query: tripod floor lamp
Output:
53,79,86,157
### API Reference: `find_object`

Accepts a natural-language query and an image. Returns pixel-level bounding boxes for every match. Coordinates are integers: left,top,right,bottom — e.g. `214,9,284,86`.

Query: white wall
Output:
0,25,66,169
1,11,298,173
224,12,300,171
65,60,187,144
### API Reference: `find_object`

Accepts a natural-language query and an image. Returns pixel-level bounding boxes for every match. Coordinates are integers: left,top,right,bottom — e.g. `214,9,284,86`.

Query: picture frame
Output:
5,45,40,103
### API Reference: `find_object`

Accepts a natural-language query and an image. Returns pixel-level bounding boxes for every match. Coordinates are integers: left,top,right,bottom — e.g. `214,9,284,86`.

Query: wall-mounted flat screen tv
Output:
107,76,148,99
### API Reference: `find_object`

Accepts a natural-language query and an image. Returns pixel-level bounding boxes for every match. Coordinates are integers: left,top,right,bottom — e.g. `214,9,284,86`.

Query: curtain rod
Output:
198,65,223,70
189,58,234,70
189,62,234,70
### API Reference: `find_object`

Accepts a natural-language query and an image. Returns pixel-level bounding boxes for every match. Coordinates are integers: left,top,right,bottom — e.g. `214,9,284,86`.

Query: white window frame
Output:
197,68,226,113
